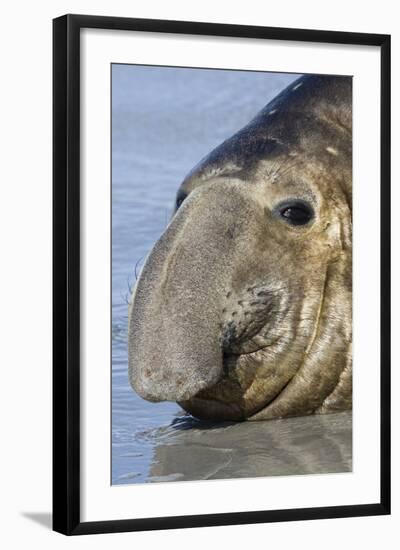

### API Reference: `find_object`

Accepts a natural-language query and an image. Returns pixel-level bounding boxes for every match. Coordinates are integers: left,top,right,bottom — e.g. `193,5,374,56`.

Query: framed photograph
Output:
53,14,391,535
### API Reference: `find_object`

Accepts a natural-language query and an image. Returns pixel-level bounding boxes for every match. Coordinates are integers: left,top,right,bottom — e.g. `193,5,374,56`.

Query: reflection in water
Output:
115,410,352,484
147,412,352,483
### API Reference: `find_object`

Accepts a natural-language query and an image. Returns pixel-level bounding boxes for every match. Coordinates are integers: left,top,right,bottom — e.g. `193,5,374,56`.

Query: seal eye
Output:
276,200,314,226
176,191,187,209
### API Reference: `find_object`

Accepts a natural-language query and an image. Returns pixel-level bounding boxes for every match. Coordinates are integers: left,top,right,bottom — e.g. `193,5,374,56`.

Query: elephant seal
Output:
128,74,352,421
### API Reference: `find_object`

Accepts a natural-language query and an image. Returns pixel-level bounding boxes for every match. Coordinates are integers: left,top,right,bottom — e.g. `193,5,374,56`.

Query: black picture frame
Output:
53,14,391,535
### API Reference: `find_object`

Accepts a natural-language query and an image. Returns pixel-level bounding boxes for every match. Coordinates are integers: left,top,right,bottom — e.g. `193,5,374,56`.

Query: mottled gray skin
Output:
128,75,352,421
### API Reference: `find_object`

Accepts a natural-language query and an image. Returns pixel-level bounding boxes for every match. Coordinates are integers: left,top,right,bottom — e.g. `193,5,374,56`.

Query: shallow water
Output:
111,65,352,485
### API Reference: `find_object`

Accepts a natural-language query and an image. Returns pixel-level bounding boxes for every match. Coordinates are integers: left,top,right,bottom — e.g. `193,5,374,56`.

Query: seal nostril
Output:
175,190,187,209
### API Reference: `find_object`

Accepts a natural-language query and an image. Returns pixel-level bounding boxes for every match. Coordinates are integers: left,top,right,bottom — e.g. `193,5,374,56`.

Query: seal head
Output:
128,75,352,421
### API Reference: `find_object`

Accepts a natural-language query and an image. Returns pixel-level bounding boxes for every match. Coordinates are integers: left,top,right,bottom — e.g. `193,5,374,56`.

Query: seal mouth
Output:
179,395,246,421
178,343,285,422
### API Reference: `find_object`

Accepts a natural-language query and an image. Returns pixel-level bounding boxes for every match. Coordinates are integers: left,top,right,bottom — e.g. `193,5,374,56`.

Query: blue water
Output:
111,65,351,485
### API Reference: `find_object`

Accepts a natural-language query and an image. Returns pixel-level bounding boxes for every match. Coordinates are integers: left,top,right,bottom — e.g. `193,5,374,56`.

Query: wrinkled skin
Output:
128,75,352,421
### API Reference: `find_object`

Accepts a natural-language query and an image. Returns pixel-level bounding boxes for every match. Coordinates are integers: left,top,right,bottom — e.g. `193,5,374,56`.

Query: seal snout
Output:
129,181,254,406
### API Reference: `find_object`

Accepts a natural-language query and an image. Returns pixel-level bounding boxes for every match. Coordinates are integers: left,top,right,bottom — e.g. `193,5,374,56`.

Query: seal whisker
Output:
134,256,144,280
